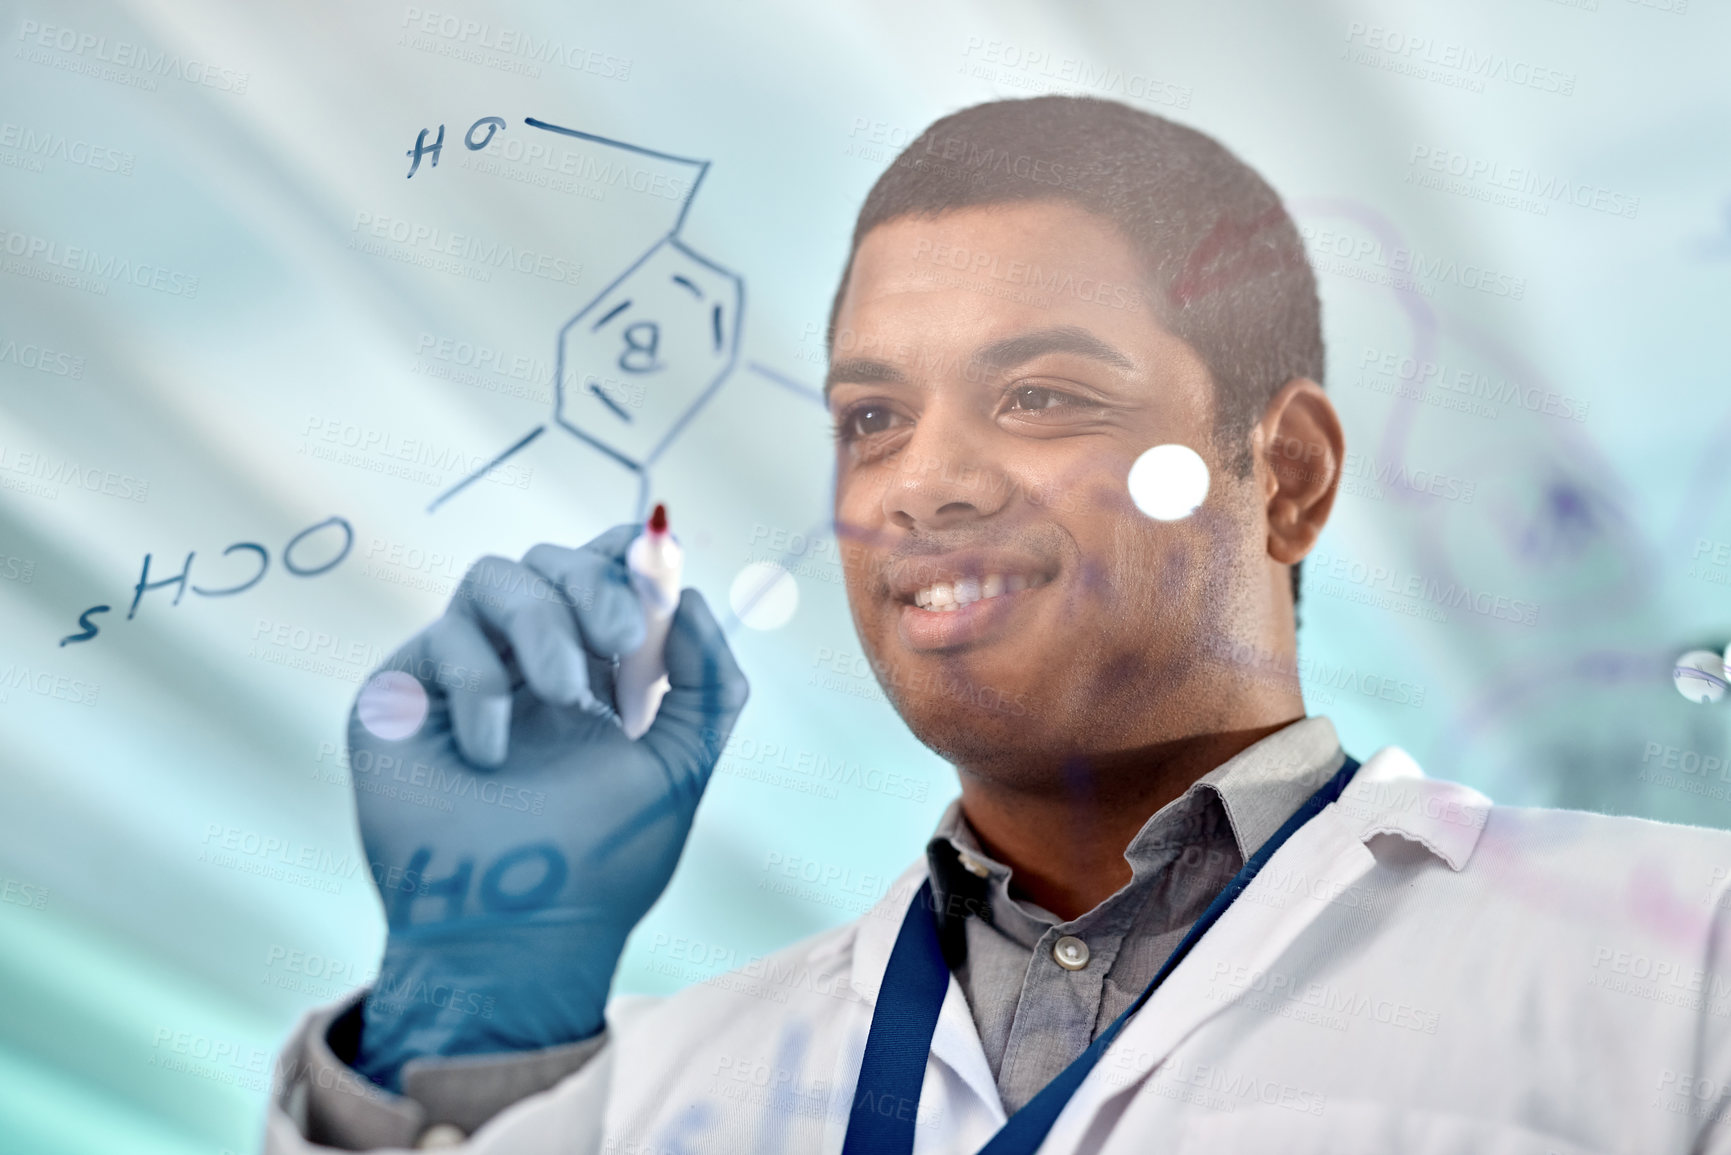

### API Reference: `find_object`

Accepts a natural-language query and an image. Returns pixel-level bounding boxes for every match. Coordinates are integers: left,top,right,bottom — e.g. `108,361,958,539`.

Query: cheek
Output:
1077,516,1222,626
834,478,883,568
1024,448,1138,521
833,453,881,517
1080,523,1159,612
833,481,884,626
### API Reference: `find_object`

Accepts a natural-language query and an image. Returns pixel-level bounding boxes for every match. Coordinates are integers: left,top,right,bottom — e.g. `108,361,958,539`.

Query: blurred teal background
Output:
1,0,1728,1149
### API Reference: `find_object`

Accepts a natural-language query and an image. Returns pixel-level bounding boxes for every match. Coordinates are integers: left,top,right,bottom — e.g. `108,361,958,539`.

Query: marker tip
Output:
648,504,669,533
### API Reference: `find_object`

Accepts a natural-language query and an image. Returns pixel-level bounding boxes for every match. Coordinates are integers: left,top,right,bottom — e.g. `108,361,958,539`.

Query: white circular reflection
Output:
729,562,800,631
358,670,430,740
1128,444,1210,521
1674,650,1728,705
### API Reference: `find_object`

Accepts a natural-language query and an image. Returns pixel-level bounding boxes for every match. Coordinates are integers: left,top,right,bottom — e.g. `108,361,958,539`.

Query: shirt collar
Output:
1193,715,1346,861
925,715,1346,916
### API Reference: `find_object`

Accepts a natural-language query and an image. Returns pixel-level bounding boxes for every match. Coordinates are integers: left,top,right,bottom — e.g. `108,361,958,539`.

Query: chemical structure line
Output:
408,111,837,641
427,115,744,521
522,117,710,235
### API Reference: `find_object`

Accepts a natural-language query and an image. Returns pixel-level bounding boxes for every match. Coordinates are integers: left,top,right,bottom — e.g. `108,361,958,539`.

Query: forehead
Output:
835,201,1161,357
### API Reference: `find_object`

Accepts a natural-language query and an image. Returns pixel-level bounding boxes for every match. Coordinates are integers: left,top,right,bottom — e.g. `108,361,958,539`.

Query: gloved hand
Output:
344,525,748,1092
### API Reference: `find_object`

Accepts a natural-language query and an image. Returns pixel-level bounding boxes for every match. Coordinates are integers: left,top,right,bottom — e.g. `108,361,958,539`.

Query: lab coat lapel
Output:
1333,745,1491,871
929,974,1008,1124
1049,745,1491,1144
1051,793,1380,1139
849,862,924,1008
849,862,1006,1122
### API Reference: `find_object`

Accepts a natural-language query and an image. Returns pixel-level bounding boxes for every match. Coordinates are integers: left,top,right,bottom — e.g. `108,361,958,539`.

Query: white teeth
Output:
913,572,1038,611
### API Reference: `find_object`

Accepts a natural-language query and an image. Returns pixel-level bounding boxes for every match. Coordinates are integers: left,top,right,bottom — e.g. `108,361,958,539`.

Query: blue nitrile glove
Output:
344,524,748,1092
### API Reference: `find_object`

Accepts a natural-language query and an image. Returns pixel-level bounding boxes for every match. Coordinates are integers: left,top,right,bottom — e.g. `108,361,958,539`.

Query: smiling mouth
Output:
910,572,1053,612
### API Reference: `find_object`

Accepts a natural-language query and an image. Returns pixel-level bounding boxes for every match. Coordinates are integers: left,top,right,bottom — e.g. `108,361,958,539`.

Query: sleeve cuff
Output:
400,1026,609,1134
292,991,609,1148
299,994,425,1149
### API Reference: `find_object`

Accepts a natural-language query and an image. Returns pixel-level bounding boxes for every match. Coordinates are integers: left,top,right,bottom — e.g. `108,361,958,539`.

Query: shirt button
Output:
1052,936,1090,971
956,852,991,878
417,1123,467,1148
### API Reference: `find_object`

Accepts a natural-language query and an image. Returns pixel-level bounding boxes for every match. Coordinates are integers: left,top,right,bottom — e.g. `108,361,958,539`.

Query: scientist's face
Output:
827,201,1284,781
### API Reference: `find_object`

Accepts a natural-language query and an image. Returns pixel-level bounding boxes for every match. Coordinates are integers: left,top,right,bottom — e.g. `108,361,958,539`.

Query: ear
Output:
1253,379,1343,566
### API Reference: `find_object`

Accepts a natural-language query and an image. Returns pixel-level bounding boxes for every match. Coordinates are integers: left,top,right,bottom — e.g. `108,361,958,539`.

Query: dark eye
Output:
837,404,903,442
1006,385,1078,411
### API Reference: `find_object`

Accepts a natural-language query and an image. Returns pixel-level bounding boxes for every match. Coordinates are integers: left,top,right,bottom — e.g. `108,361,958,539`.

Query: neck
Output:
954,718,1301,921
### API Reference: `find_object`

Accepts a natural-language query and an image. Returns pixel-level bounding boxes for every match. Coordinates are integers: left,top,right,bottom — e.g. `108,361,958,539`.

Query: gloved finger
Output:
523,532,646,660
451,554,597,711
640,589,749,801
584,648,619,719
416,611,513,767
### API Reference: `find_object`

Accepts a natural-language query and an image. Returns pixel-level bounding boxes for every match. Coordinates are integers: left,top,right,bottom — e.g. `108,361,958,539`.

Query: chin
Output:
870,629,1195,784
876,657,1066,779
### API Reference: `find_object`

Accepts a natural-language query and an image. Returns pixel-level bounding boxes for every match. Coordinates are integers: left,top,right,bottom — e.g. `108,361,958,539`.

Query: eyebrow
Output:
823,357,907,402
822,325,1135,403
973,325,1136,376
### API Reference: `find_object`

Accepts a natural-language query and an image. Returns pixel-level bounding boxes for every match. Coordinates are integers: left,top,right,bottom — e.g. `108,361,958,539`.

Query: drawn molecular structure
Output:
405,114,827,631
410,115,773,519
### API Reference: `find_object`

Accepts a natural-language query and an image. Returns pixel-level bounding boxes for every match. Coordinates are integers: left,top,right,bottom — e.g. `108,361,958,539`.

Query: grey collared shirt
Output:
924,715,1346,1114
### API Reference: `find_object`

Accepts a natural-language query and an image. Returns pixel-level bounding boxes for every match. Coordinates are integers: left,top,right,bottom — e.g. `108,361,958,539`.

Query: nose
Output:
882,402,1010,531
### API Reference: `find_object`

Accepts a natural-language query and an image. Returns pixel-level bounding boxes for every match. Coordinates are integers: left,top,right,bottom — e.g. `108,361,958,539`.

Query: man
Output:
269,96,1731,1153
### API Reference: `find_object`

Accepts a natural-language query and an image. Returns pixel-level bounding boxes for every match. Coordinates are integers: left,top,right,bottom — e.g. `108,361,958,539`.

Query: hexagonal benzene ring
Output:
554,236,744,469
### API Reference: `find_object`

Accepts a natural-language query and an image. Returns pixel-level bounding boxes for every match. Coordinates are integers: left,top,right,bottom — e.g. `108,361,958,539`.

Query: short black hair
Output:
828,95,1324,608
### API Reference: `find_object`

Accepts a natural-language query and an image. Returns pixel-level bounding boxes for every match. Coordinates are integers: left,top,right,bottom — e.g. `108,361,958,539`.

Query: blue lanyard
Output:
841,755,1360,1155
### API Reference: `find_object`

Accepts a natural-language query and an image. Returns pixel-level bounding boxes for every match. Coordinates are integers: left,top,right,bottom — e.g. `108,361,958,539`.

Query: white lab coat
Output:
267,747,1731,1153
